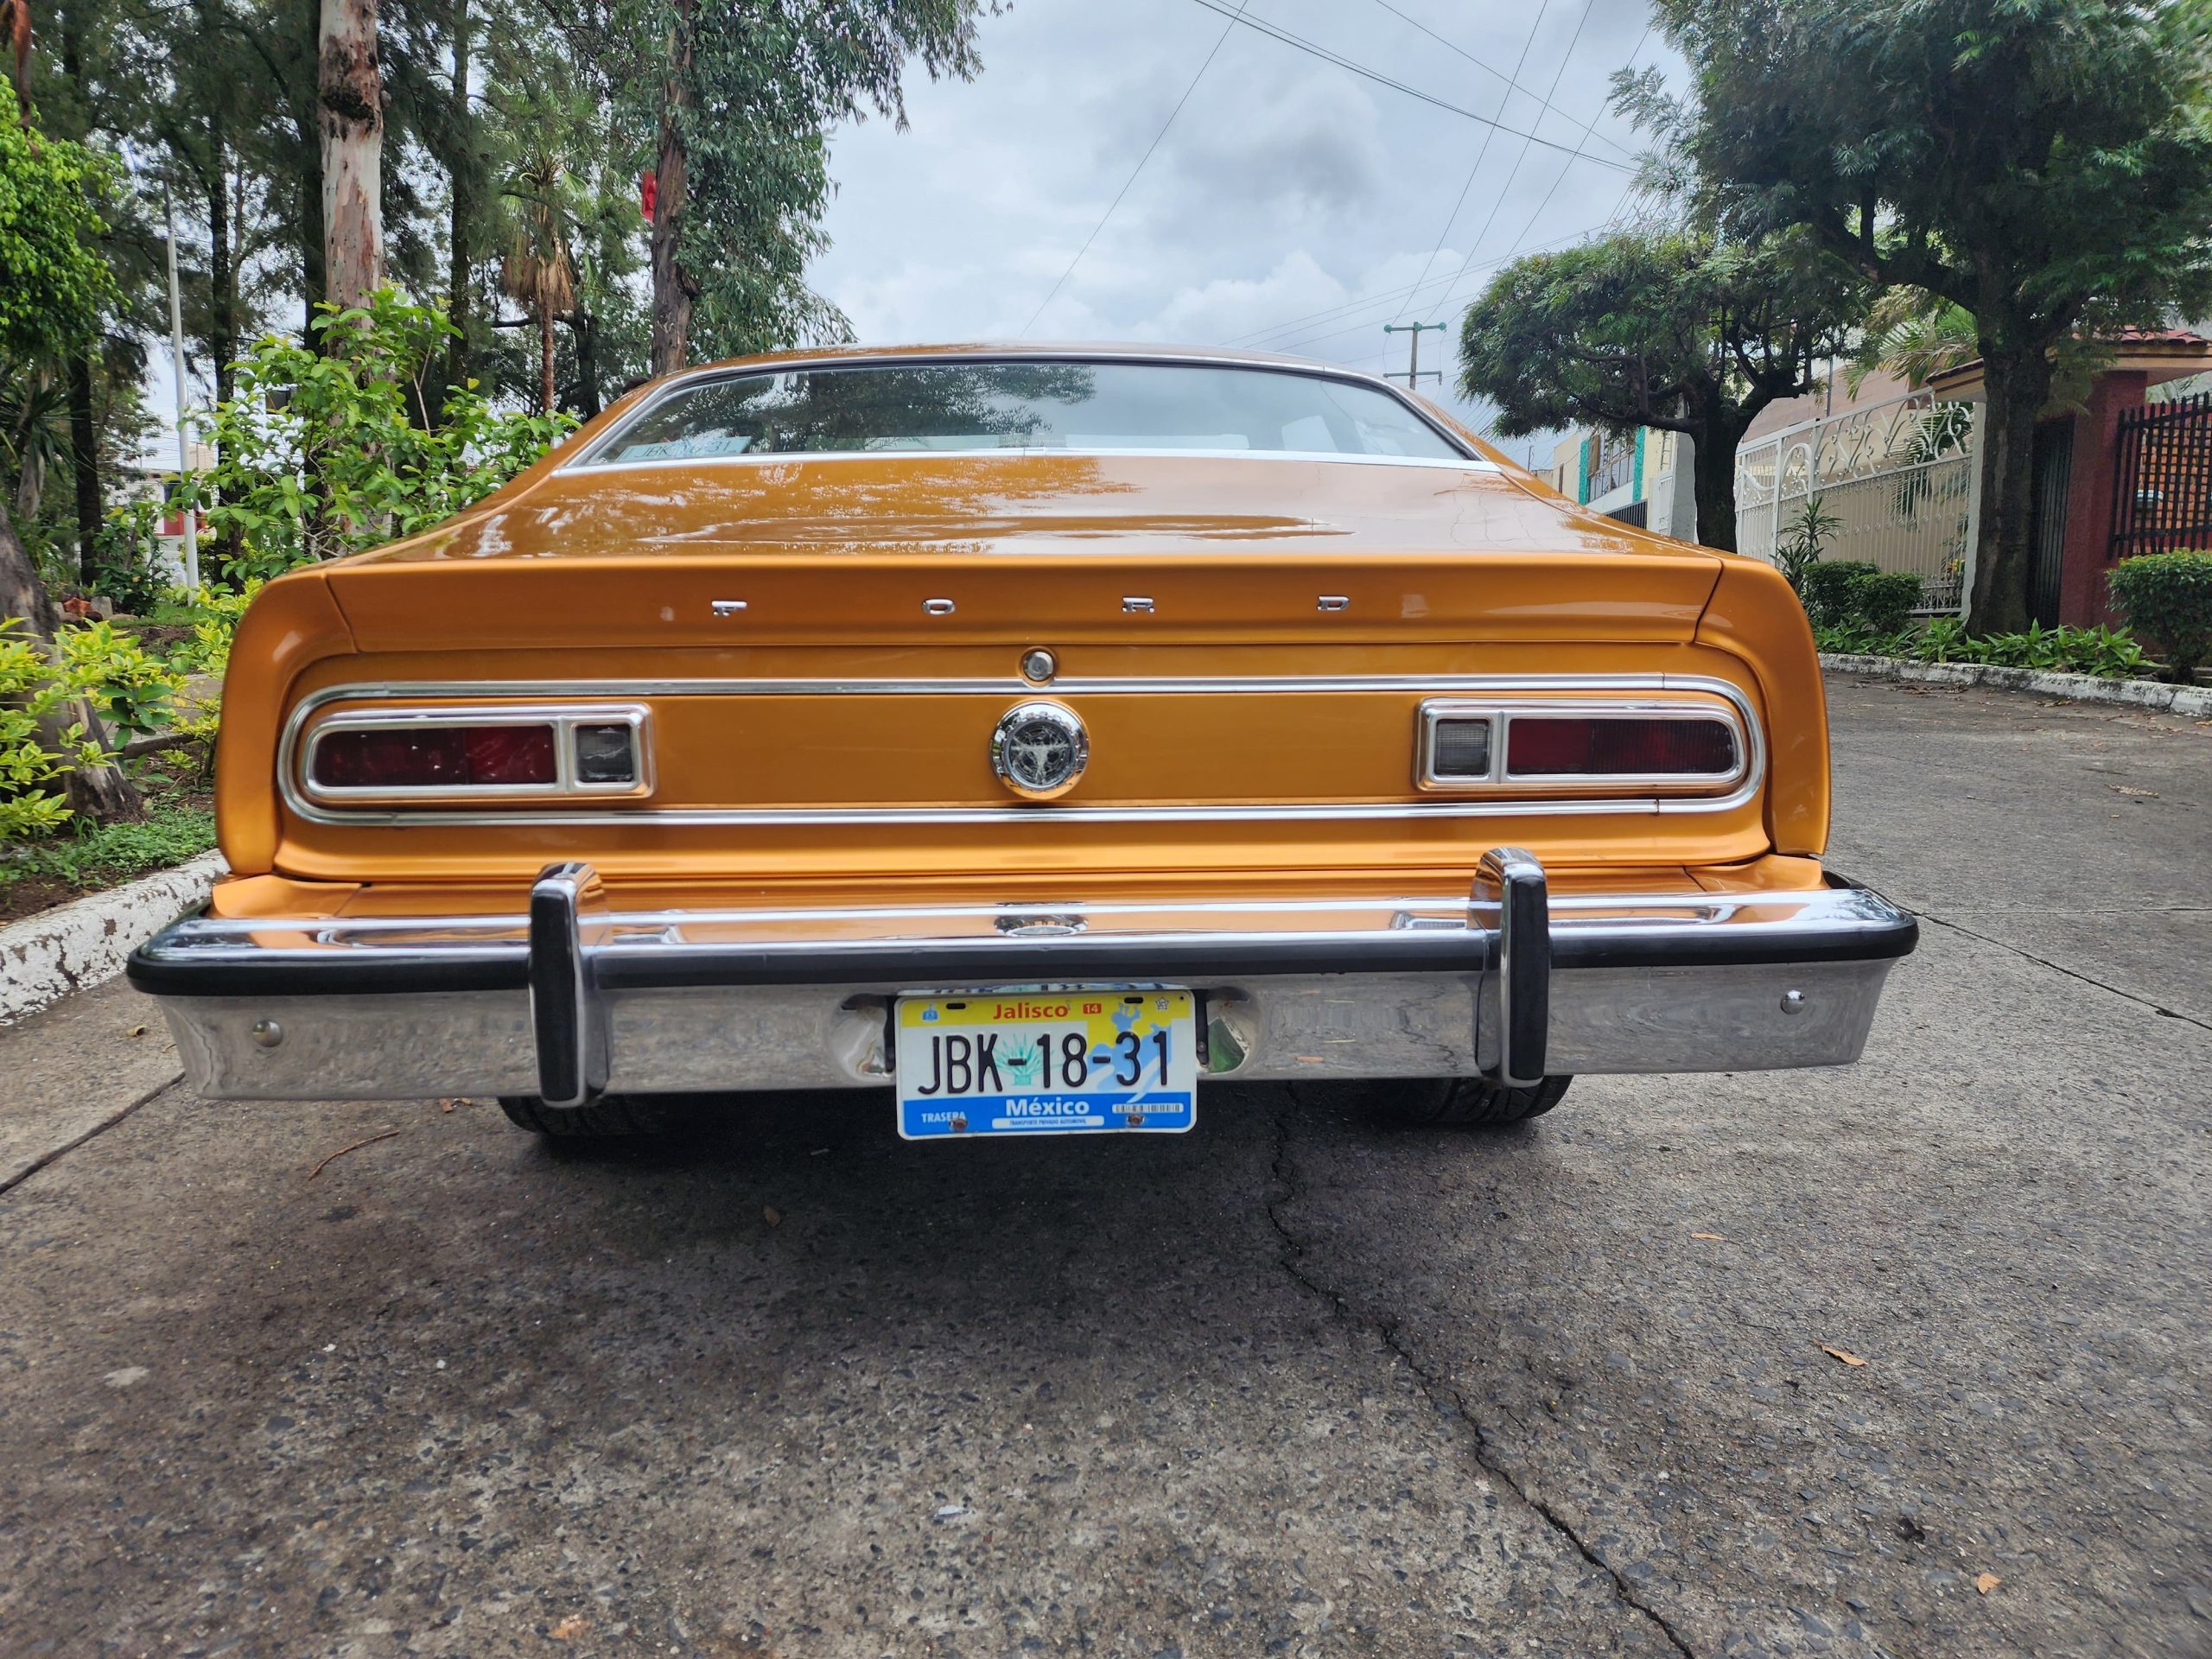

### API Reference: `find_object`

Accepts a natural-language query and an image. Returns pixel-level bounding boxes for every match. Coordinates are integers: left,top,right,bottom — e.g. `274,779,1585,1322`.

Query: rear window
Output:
582,359,1465,466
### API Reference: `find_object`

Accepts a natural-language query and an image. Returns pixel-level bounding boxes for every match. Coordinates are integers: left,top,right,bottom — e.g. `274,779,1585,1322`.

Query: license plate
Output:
893,989,1198,1139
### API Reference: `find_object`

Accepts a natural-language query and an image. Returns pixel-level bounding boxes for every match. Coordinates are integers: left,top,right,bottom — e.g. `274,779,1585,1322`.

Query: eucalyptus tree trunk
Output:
441,0,475,407
318,0,385,311
647,0,697,377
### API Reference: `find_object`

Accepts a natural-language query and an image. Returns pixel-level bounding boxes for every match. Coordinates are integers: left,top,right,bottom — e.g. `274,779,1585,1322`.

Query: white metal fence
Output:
1735,391,1979,613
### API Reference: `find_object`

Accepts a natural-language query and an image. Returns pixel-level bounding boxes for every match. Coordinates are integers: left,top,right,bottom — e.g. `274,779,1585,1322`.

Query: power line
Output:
1249,226,1610,358
1184,0,1635,172
1363,0,1634,158
1426,0,1602,320
1464,26,1653,314
1388,0,1550,328
1020,1,1252,337
1224,221,1606,353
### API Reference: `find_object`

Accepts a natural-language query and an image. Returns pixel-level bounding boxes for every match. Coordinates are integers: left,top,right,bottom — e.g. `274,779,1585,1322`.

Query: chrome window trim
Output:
297,702,654,807
276,674,1763,829
1415,697,1749,797
558,349,1491,474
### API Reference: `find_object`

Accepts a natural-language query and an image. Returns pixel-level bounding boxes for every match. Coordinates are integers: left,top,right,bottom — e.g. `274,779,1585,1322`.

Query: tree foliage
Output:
0,80,119,369
1458,226,1859,551
1630,0,2212,628
197,289,575,576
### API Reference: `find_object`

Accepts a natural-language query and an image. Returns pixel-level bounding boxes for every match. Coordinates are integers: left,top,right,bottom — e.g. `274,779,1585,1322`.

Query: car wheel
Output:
1351,1074,1571,1128
497,1094,677,1138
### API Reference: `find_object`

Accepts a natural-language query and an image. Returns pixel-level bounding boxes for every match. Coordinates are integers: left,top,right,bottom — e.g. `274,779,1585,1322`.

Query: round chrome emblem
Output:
990,701,1089,800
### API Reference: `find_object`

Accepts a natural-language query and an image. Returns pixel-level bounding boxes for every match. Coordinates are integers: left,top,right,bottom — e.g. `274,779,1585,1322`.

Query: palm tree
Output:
499,149,576,416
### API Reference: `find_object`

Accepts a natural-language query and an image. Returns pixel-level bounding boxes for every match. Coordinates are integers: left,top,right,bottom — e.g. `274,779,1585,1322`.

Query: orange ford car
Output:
128,346,1916,1141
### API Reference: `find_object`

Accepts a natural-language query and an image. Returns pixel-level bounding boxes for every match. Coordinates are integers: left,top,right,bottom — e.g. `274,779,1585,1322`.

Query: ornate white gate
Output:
1734,391,1979,613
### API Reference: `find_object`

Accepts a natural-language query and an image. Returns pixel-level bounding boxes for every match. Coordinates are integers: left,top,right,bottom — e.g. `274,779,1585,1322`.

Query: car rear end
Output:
129,352,1915,1131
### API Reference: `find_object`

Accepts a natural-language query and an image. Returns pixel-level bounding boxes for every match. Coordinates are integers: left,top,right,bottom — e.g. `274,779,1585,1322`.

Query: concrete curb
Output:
0,850,226,1024
1821,653,2212,717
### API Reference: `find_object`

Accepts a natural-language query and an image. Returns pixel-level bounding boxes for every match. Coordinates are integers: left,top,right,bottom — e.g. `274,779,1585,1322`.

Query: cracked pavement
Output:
0,678,2207,1657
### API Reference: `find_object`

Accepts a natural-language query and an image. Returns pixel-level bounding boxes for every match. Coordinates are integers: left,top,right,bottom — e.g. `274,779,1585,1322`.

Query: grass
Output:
0,786,216,924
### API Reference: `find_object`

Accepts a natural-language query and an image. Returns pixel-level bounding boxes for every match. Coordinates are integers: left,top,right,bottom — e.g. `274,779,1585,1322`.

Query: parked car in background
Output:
129,345,1916,1141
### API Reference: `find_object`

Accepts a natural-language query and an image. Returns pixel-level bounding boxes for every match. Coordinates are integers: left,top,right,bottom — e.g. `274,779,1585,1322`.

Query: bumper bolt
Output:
251,1018,284,1048
1779,990,1807,1016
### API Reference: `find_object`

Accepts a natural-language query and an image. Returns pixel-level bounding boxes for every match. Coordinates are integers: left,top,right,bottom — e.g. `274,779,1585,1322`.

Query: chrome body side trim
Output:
132,874,1918,1101
274,674,1764,829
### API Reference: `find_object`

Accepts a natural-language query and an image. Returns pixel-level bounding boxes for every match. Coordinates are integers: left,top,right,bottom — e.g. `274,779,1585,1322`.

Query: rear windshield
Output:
582,359,1465,465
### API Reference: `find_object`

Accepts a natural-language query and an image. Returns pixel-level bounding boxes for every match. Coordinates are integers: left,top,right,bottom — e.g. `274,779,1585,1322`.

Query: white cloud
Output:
808,0,1676,427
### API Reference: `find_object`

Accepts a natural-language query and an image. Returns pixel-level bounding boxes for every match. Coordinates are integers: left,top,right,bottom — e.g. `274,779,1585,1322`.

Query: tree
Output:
0,78,140,820
1458,227,1860,551
1637,0,2212,631
499,145,578,414
318,0,385,308
587,0,990,374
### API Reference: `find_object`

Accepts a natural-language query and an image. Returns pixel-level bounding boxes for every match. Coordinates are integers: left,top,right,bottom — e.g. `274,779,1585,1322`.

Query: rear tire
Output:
497,1094,676,1138
1351,1074,1571,1128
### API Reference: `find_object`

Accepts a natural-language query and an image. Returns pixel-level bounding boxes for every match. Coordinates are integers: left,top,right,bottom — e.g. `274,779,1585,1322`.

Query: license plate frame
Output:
893,988,1199,1140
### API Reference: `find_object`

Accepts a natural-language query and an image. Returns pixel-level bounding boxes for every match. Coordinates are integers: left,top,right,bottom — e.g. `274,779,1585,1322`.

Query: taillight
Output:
1417,698,1749,794
311,724,558,790
297,704,651,805
1506,716,1738,779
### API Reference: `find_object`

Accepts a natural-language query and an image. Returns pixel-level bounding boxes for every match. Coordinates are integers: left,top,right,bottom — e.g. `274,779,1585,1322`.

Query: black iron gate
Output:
2111,391,2212,559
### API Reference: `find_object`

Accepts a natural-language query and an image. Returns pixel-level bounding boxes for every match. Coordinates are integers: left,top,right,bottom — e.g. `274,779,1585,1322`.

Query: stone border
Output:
0,850,226,1024
1821,653,2212,717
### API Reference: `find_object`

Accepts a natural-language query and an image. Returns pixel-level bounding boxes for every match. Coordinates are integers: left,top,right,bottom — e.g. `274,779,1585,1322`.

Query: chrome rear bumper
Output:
127,855,1917,1103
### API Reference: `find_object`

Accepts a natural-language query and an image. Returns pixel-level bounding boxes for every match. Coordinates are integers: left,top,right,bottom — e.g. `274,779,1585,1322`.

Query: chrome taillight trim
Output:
1415,697,1751,798
296,702,654,808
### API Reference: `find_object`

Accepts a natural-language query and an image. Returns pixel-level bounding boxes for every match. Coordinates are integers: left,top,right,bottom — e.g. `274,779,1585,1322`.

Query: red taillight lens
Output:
312,724,557,790
1506,716,1738,778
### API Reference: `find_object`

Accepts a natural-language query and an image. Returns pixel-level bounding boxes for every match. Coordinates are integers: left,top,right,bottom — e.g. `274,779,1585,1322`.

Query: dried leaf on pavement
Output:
764,1205,783,1227
1975,1572,2001,1594
2110,785,2158,797
550,1613,590,1639
1819,1344,1868,1367
1690,1231,1727,1242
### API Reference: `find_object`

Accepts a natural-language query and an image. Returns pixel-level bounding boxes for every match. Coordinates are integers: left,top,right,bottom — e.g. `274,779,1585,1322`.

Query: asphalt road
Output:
1,678,2206,1659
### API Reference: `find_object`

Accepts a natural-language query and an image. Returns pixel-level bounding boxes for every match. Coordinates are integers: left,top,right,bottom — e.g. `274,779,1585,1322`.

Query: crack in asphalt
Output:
1917,911,2212,1035
1263,1092,1700,1659
0,1075,180,1198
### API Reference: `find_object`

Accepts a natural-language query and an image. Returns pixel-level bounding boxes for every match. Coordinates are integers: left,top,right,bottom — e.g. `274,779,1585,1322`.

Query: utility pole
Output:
163,184,200,592
1382,321,1447,389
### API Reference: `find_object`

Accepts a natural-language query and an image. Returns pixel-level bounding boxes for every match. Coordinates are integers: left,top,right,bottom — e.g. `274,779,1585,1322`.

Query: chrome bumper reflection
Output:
130,861,1917,1103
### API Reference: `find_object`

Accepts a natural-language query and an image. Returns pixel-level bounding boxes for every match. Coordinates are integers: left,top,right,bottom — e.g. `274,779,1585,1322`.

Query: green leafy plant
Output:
0,617,117,840
1775,496,1841,595
2108,552,2212,683
56,620,186,739
1815,618,2156,680
86,500,171,616
1846,569,1928,636
195,289,577,580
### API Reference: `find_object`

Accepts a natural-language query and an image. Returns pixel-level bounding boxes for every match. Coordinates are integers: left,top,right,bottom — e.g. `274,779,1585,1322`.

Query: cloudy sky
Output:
806,0,1675,453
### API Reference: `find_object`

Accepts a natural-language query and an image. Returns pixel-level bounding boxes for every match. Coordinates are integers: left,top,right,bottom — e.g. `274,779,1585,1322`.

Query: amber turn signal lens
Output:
1506,716,1737,778
311,724,558,790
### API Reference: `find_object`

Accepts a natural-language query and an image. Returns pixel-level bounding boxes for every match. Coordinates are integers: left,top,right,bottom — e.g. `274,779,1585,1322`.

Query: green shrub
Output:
86,500,171,615
1798,560,1878,627
2108,551,2212,682
1846,569,1924,634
